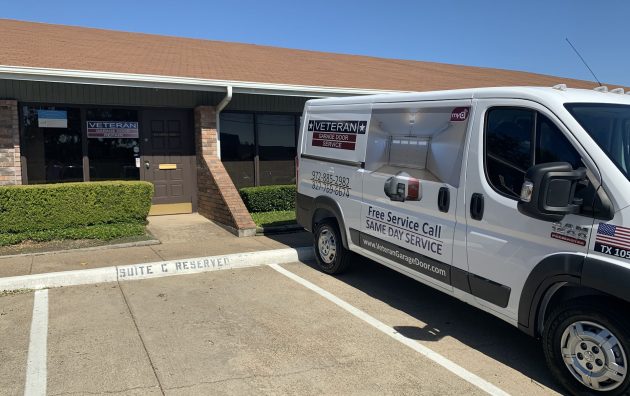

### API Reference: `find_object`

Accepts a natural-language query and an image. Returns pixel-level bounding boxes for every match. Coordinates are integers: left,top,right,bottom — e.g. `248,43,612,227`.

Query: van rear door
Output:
298,104,371,242
354,101,472,291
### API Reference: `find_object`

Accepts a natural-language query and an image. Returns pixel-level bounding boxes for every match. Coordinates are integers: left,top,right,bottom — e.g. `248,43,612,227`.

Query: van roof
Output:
306,87,630,107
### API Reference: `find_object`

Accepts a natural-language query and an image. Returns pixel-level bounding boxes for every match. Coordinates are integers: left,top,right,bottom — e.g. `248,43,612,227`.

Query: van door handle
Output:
438,187,450,212
470,193,484,220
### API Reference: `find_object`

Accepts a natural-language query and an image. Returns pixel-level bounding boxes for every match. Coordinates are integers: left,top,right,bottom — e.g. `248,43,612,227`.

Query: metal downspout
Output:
215,85,233,159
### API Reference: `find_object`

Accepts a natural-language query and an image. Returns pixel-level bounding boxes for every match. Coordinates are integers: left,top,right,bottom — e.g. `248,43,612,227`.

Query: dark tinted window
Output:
485,108,582,199
536,114,582,169
565,103,630,181
486,108,533,172
220,113,255,161
257,114,296,185
220,113,255,188
219,112,298,187
86,108,140,181
22,106,83,184
485,109,534,197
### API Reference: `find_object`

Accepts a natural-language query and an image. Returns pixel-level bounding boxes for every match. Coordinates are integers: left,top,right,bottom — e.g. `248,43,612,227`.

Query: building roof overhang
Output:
0,65,406,98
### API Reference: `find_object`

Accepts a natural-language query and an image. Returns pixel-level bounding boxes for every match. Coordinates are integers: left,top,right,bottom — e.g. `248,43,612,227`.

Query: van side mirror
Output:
517,162,586,222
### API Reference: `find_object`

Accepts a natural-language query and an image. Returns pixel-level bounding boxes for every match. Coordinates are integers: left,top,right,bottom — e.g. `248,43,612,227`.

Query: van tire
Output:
543,298,630,395
313,219,352,274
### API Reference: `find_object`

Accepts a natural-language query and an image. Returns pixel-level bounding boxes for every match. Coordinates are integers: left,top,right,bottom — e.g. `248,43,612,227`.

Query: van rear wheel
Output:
313,219,352,274
543,299,630,395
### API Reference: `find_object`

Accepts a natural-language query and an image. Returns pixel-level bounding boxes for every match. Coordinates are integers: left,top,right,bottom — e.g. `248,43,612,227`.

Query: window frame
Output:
219,110,301,186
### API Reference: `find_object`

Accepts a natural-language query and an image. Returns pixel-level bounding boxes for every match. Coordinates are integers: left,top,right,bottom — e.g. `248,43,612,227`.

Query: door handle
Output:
438,187,450,213
470,193,484,220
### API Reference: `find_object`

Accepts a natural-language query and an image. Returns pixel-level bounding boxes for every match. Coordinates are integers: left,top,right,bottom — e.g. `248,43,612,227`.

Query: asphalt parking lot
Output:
1,257,565,395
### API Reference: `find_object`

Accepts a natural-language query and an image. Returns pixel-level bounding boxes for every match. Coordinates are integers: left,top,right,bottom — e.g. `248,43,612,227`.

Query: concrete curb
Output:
0,246,314,292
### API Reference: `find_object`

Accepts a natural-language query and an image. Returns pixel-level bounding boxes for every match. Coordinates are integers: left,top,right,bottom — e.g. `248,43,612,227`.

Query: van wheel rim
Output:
317,227,336,265
561,320,627,391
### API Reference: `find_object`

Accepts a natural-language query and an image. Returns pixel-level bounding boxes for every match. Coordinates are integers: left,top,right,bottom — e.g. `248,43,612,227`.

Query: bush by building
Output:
238,184,296,213
0,181,153,246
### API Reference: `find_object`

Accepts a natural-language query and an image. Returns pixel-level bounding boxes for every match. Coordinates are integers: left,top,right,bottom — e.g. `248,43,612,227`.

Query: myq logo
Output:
450,107,470,122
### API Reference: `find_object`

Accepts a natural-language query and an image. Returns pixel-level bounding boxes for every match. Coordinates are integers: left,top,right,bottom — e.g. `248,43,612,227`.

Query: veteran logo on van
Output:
308,120,367,150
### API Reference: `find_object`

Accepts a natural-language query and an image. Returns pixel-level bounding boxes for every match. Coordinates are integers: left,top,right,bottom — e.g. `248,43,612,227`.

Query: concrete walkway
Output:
0,214,311,278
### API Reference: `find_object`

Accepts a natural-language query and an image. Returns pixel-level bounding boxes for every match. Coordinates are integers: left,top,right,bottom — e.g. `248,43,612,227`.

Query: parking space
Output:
47,284,160,395
0,258,564,395
0,291,33,395
280,259,562,395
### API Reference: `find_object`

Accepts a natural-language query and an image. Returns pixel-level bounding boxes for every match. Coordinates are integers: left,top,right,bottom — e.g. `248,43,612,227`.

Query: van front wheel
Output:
313,219,352,274
543,299,630,395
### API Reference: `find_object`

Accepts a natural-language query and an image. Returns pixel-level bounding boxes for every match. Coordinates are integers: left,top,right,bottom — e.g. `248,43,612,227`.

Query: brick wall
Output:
0,100,21,185
194,106,256,236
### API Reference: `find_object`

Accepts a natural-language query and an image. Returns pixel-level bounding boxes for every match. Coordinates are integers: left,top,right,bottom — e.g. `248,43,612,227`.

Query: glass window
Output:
485,108,534,198
535,114,582,169
220,113,255,188
219,112,299,187
257,114,296,185
565,103,630,181
485,108,582,199
22,106,83,184
86,109,140,181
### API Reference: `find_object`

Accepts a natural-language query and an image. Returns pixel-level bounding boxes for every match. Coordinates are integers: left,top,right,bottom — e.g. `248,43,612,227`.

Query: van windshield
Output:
565,103,630,181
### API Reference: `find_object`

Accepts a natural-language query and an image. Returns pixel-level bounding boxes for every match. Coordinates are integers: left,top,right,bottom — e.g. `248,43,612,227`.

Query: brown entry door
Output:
141,109,195,206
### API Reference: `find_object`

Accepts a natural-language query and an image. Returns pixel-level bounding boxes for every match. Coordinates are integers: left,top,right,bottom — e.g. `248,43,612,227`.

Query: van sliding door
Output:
356,101,472,291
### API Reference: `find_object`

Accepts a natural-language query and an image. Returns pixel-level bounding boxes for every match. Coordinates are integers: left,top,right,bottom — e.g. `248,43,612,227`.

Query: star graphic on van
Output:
359,121,367,133
308,121,314,130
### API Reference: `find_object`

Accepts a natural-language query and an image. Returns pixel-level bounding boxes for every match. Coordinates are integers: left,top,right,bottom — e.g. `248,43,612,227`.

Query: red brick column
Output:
194,106,256,236
0,100,21,185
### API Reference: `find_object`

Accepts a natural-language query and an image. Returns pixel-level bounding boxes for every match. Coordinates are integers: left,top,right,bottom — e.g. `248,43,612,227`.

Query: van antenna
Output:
565,38,602,87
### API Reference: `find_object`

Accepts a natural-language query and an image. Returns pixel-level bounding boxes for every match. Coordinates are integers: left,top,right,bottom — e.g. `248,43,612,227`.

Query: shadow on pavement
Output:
301,255,564,393
260,230,312,249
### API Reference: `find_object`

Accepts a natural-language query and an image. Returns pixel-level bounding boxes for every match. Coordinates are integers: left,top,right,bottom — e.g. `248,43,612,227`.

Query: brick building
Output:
0,19,600,235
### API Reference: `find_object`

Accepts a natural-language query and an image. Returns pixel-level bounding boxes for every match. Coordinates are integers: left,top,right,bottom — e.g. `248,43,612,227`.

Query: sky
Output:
3,0,629,87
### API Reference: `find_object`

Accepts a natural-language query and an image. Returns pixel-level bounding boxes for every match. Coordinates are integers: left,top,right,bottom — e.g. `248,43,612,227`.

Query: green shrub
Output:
250,210,296,227
239,184,296,213
0,181,153,244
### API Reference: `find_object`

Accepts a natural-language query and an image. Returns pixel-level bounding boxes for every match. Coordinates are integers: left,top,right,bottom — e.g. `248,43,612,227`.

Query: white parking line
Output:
269,264,510,396
24,289,48,396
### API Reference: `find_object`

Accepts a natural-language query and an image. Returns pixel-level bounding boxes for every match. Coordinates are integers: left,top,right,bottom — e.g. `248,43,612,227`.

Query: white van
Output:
296,86,630,395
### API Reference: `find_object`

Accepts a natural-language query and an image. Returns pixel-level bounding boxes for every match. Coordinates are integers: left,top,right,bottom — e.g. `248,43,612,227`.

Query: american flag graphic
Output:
596,223,630,249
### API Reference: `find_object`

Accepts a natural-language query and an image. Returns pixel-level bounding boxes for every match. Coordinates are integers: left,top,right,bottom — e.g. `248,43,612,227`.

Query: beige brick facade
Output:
0,100,21,185
194,106,256,236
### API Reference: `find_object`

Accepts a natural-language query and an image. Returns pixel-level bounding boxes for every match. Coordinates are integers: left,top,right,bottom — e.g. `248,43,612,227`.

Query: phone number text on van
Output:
311,171,351,198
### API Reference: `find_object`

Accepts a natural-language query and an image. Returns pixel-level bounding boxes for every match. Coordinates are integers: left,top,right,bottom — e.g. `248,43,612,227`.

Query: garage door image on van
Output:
296,86,630,395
